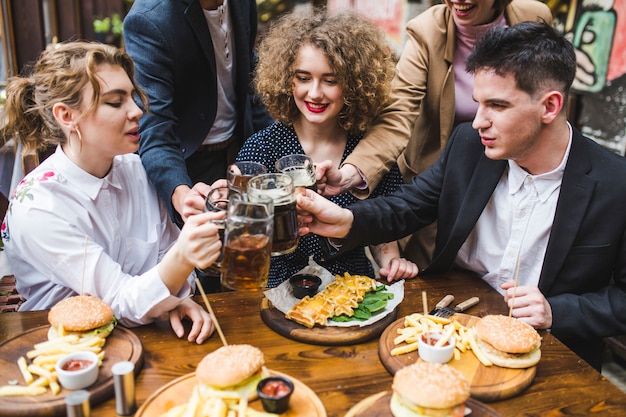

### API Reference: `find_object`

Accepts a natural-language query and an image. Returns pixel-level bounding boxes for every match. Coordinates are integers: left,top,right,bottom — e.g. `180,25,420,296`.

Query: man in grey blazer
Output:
298,22,626,370
123,0,272,225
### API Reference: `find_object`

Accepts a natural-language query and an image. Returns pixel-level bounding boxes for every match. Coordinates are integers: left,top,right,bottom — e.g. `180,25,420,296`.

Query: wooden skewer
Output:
81,235,88,296
509,257,521,318
195,278,228,346
422,291,428,316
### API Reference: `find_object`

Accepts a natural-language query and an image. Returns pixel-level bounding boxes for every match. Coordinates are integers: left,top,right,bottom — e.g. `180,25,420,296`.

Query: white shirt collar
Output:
54,146,123,200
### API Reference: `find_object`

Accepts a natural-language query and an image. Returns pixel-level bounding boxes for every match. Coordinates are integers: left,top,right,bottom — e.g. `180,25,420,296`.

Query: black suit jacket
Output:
345,123,626,368
123,0,272,219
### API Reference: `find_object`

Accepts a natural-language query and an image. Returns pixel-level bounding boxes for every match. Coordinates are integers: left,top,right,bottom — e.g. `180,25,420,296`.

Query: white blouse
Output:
2,146,194,326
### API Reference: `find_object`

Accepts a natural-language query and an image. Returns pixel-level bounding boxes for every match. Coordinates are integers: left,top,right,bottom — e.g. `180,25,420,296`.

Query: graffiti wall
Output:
551,0,626,155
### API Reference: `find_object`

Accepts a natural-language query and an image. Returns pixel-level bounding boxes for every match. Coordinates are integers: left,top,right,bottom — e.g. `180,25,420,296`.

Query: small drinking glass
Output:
220,193,274,291
275,154,317,191
247,173,299,256
227,161,267,193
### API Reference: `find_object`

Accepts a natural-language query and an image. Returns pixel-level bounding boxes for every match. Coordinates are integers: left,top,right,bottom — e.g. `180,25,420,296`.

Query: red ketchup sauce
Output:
61,359,93,371
421,333,450,347
261,380,291,398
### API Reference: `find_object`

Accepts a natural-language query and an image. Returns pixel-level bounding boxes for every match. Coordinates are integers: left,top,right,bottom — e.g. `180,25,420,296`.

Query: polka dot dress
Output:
237,122,404,287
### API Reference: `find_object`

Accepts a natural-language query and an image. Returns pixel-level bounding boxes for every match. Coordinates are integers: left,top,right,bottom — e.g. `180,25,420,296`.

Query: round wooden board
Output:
0,325,144,417
344,391,503,417
135,370,327,417
378,314,536,402
260,297,398,345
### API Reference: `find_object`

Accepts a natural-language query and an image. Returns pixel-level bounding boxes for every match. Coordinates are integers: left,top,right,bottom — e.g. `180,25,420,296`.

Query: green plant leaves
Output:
330,284,394,322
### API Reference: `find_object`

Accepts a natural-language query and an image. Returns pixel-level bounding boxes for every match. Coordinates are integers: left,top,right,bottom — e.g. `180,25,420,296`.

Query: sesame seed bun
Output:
391,362,470,414
474,315,540,354
197,344,265,388
48,295,114,332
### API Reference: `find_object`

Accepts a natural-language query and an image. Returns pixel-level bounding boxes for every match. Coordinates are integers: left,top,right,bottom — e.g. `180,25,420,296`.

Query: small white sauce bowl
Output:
55,350,100,390
418,331,456,364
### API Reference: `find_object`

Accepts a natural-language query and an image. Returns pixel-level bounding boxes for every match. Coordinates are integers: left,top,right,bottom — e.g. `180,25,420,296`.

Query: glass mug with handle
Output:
198,187,238,276
275,154,317,191
220,193,274,291
247,173,299,256
227,161,267,193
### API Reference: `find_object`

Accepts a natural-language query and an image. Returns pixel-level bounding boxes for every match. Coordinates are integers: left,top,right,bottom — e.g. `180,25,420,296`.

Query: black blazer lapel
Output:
539,133,595,294
425,155,507,273
184,1,217,78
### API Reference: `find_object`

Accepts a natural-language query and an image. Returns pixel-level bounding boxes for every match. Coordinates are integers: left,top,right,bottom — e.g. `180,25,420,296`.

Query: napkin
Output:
264,258,404,327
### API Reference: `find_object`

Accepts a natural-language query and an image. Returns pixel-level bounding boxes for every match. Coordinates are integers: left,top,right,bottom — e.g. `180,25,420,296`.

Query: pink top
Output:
453,13,507,124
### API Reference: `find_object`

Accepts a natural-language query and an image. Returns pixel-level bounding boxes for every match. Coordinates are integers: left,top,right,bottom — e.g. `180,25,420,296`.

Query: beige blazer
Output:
344,0,552,191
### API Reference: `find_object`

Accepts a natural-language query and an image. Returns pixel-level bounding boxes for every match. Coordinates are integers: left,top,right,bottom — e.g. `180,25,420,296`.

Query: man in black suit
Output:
298,22,626,370
123,0,272,224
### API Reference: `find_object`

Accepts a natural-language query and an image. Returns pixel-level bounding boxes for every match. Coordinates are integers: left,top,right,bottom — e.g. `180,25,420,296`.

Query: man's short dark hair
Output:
466,21,576,101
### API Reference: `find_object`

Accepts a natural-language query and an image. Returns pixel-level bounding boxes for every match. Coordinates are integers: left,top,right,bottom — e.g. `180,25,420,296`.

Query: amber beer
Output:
219,194,273,291
247,173,299,256
220,234,271,290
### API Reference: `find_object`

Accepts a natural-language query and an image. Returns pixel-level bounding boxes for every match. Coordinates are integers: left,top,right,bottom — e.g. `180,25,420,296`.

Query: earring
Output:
75,127,82,141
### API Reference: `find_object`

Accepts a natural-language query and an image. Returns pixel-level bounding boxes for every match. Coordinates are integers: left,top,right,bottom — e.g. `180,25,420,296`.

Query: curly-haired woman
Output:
237,11,418,287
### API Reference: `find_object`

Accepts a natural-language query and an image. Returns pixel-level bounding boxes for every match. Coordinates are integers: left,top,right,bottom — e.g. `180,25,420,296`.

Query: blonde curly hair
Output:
254,10,396,134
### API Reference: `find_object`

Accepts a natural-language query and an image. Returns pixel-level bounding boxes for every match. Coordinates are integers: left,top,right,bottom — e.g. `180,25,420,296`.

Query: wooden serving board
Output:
260,297,398,345
0,326,144,417
135,370,327,417
344,391,503,417
378,314,536,402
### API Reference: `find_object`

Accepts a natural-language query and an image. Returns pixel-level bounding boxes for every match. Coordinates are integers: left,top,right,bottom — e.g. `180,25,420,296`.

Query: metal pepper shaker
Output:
65,389,91,417
112,361,136,415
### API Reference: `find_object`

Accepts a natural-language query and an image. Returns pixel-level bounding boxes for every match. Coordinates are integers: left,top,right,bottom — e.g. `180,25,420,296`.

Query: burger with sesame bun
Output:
196,344,270,400
390,362,470,417
47,295,117,340
472,314,541,368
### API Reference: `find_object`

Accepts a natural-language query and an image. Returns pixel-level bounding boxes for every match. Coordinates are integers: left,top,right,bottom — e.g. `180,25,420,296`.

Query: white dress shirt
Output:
2,146,194,326
456,125,573,294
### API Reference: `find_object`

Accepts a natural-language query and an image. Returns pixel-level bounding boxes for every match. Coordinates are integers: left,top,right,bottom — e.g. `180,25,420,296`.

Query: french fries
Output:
391,312,490,366
0,333,107,397
159,384,279,417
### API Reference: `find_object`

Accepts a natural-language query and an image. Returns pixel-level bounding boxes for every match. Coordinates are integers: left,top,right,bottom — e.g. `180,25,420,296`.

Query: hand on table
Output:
379,257,419,283
169,297,215,344
501,280,553,329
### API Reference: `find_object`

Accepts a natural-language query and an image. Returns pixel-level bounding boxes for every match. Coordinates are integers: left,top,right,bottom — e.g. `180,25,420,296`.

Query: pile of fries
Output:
391,313,492,366
0,334,106,397
160,382,278,417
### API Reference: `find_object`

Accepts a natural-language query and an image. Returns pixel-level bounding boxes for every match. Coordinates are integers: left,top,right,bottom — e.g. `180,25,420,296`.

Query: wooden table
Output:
2,270,626,416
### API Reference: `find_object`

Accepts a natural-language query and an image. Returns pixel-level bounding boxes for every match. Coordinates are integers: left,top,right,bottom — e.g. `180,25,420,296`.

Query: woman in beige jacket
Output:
316,0,552,268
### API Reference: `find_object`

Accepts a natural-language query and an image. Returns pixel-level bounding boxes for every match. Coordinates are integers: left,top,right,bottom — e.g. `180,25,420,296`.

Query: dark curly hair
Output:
254,10,396,134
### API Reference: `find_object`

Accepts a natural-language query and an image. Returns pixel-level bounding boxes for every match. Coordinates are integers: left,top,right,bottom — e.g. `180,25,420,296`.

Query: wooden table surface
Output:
2,270,626,416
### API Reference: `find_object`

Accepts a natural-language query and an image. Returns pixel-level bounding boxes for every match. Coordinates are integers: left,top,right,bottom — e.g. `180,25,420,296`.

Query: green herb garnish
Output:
331,284,394,322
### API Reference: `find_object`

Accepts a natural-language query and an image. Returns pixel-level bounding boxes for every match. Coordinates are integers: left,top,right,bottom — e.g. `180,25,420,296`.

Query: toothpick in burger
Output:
473,314,541,368
196,344,270,400
391,362,470,417
47,295,117,341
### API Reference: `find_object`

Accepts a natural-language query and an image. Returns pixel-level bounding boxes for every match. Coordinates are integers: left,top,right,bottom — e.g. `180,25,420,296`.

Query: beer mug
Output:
220,194,273,291
247,173,299,256
275,154,317,191
227,161,267,193
199,187,238,275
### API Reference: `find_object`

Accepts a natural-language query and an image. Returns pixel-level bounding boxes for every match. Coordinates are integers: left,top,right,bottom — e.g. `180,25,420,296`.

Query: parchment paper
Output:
264,258,404,327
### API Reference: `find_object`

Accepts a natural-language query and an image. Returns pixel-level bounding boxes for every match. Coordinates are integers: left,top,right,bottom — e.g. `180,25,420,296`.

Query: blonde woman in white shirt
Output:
0,42,222,344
